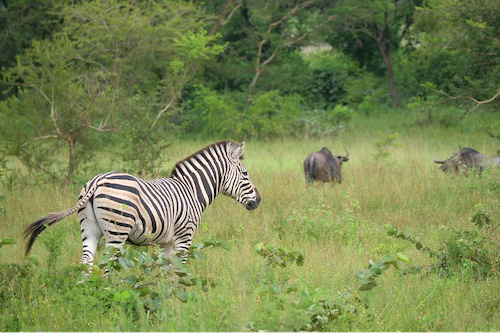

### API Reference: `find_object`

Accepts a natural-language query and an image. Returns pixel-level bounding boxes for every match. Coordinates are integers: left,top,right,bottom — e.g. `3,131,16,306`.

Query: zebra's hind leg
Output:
100,241,125,277
172,220,196,264
173,237,193,264
99,227,131,276
79,208,103,275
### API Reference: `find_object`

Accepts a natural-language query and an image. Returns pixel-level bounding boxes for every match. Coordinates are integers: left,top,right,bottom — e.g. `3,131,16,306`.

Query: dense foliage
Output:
0,0,499,184
0,0,500,185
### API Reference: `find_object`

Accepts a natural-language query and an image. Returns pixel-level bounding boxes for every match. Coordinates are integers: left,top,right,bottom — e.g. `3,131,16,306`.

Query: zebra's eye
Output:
242,170,248,177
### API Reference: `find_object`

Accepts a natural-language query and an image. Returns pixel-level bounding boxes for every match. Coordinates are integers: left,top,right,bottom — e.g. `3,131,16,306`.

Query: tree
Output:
60,0,225,178
201,0,331,100
0,0,60,99
414,0,500,112
329,0,421,108
118,29,226,178
1,36,120,187
0,0,224,184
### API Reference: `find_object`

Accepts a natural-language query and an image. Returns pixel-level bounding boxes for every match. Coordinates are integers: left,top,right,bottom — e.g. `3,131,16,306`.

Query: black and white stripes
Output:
24,140,261,267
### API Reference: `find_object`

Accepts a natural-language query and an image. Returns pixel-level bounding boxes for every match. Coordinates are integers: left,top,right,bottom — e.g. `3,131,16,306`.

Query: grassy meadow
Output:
1,111,500,331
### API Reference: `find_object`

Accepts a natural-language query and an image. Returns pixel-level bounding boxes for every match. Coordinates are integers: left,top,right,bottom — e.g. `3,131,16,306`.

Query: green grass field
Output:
1,111,499,331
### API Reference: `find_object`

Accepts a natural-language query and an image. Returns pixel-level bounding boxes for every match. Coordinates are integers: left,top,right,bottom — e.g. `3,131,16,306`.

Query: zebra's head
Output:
222,142,261,210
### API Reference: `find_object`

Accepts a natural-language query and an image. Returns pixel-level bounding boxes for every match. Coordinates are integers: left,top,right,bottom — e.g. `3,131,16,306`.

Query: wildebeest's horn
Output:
338,149,349,161
433,156,445,164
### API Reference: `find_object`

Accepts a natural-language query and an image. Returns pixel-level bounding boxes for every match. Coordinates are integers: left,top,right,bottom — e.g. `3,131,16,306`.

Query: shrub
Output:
181,85,244,138
247,91,303,139
341,72,391,113
387,204,500,278
296,104,354,138
302,50,359,110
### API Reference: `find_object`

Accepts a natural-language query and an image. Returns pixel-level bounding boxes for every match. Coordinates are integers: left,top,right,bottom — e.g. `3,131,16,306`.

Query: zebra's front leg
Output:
161,242,174,259
173,227,195,264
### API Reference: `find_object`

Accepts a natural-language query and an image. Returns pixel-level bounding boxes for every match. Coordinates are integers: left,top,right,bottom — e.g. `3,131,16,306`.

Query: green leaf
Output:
161,265,174,273
359,278,377,291
170,256,184,268
284,284,298,293
113,290,132,302
142,253,154,267
204,238,216,246
296,253,305,266
0,238,15,247
396,252,409,263
255,243,264,252
367,266,382,277
122,275,137,284
175,289,188,302
118,257,129,270
178,276,195,286
380,255,397,265
271,284,282,294
174,265,190,277
138,286,152,296
255,285,269,295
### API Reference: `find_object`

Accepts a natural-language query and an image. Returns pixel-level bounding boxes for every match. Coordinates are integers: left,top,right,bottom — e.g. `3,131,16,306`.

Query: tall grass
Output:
1,111,499,331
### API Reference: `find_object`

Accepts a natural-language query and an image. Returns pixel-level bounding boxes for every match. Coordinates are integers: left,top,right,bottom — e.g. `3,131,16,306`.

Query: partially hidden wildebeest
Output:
433,147,500,173
304,147,349,183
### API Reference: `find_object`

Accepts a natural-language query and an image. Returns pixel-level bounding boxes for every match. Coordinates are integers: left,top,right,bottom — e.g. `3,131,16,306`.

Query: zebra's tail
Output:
23,175,103,257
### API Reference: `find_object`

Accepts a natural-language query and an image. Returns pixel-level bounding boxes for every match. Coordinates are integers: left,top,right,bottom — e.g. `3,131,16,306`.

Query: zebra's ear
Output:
233,141,245,161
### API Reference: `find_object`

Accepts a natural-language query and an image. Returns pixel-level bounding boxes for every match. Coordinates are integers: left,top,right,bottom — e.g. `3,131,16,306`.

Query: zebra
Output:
24,140,261,269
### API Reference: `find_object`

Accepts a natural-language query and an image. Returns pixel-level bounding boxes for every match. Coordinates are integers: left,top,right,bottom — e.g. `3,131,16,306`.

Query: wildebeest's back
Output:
434,147,500,173
303,148,342,182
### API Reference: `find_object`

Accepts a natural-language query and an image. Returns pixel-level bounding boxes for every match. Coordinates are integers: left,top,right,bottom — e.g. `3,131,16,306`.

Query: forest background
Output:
0,0,499,185
0,1,500,331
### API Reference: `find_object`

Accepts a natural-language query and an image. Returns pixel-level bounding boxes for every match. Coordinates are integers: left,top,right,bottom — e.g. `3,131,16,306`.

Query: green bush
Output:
301,51,358,110
342,72,391,112
247,91,303,139
387,204,500,278
182,85,244,138
296,104,355,138
183,87,305,139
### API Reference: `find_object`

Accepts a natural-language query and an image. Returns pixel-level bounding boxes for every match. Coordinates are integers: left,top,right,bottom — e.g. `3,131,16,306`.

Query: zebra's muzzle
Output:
245,188,261,210
245,200,260,210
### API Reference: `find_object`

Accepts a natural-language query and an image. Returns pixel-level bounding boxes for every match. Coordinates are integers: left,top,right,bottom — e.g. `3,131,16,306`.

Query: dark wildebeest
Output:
304,147,349,183
433,147,500,174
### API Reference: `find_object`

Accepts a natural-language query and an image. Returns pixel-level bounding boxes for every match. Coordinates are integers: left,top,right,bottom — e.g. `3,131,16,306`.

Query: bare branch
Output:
19,146,60,183
32,135,59,141
261,45,281,67
209,0,242,35
87,122,114,132
24,82,65,138
247,0,317,101
284,32,309,47
269,1,315,31
86,107,115,132
460,89,500,118
150,96,176,131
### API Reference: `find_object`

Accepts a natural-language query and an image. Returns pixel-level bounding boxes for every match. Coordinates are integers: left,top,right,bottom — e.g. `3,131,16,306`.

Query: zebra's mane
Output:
171,140,241,173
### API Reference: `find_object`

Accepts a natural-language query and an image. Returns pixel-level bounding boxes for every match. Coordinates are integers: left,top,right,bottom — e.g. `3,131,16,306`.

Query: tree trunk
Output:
374,12,400,108
64,138,76,188
377,40,400,108
140,138,148,179
247,67,262,104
